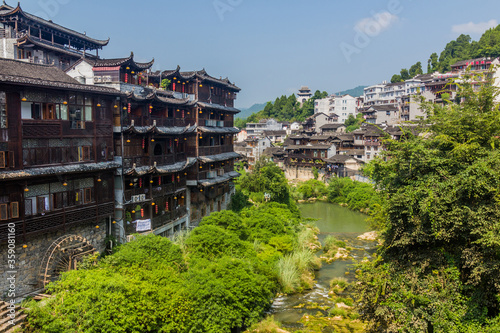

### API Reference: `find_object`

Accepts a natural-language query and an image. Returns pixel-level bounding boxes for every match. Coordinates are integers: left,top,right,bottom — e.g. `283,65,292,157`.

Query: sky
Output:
14,0,500,109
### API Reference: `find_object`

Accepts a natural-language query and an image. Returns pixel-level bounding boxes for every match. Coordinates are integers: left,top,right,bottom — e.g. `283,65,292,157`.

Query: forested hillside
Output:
391,25,500,82
234,90,328,128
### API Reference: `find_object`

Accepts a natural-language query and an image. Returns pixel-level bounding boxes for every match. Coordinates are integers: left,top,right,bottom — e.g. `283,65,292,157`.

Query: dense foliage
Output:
391,25,500,80
327,177,381,213
234,90,328,128
355,73,500,331
25,163,320,333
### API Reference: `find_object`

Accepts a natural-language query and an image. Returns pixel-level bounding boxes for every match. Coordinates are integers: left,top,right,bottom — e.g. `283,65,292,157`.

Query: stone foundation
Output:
0,218,107,300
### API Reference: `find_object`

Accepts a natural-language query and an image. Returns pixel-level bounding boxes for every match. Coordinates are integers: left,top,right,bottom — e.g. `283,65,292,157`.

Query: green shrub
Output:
323,235,346,252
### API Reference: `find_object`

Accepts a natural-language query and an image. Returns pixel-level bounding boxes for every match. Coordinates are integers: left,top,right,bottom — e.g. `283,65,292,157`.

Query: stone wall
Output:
0,218,107,300
284,166,325,182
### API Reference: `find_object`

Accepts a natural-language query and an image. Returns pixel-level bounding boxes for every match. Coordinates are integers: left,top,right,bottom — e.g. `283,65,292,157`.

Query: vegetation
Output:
344,112,364,132
327,177,381,213
25,162,322,333
290,179,328,201
235,90,328,128
354,72,500,331
391,25,500,80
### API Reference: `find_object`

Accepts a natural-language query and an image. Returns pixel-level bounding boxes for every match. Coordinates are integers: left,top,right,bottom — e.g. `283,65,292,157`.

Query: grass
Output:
323,235,346,252
330,277,349,294
244,316,284,333
275,256,300,293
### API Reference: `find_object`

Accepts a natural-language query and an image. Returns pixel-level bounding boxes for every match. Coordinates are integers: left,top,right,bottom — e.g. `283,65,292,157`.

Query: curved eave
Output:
94,52,154,71
198,152,241,164
17,35,84,58
197,102,240,114
1,4,109,48
198,126,240,134
198,171,241,187
125,158,196,176
0,162,120,181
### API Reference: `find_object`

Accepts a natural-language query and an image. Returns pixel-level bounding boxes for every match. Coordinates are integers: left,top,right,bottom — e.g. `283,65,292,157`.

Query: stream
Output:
269,201,378,331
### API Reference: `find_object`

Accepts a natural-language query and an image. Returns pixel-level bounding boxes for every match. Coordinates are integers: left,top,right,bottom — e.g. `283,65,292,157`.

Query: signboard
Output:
135,219,151,232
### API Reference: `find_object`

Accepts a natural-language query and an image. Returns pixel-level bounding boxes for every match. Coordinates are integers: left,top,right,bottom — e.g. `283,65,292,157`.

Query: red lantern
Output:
128,103,131,113
125,73,128,83
155,204,158,214
172,174,174,182
158,177,161,185
165,202,169,211
140,208,144,218
142,138,145,149
139,178,143,188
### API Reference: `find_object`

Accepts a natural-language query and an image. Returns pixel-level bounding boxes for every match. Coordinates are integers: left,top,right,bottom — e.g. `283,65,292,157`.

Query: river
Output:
269,201,377,331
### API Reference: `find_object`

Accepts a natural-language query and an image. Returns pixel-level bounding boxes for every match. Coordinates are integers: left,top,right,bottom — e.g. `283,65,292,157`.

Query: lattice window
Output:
0,204,7,220
10,202,19,219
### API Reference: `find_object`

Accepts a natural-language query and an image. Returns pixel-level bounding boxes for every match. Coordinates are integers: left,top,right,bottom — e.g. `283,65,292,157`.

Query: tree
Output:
390,74,403,83
355,72,500,331
427,52,439,73
400,68,410,80
409,61,423,77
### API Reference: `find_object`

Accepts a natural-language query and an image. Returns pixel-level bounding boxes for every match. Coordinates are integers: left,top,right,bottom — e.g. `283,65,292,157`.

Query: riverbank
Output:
246,202,378,332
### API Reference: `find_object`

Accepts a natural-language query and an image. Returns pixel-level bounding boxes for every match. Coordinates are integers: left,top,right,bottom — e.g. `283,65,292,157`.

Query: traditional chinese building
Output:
0,58,123,297
0,2,108,69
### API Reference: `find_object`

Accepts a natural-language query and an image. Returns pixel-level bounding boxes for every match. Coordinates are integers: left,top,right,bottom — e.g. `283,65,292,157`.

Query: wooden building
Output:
0,2,108,69
0,58,123,297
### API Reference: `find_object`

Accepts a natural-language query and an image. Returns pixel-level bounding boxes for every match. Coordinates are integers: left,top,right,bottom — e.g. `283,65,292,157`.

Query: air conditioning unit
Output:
103,75,112,83
94,76,102,83
207,171,217,179
218,169,224,176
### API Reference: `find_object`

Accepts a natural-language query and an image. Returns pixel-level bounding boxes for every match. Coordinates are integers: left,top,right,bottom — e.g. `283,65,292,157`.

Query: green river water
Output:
269,201,377,330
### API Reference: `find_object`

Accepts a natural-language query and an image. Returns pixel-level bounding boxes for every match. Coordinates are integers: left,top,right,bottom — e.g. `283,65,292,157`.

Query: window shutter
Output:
8,151,14,168
10,202,19,219
0,203,7,220
0,151,5,168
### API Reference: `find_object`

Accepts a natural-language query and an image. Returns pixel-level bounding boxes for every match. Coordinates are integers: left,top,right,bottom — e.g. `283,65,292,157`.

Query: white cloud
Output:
452,19,498,35
355,11,399,37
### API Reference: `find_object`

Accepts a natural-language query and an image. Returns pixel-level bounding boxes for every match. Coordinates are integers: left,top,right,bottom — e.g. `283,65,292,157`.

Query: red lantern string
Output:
165,202,169,211
127,103,131,113
125,73,128,83
139,178,143,188
142,138,145,149
140,208,144,218
155,205,158,214
158,177,161,185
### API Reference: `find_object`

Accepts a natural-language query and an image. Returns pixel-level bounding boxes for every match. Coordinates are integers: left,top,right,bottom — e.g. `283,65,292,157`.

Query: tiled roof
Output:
320,123,346,129
0,3,109,47
0,162,119,180
198,171,240,187
159,66,241,91
198,126,240,134
198,152,241,163
93,52,154,70
197,102,240,113
0,58,123,95
124,158,196,176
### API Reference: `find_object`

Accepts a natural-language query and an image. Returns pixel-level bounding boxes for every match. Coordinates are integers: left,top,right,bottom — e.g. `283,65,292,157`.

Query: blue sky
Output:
16,0,500,108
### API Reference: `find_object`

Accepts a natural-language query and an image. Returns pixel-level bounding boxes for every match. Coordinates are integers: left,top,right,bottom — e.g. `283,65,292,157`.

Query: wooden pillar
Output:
51,33,54,45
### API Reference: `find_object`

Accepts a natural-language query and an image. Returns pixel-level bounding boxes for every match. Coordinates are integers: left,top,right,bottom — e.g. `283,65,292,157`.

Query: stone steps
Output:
0,302,24,333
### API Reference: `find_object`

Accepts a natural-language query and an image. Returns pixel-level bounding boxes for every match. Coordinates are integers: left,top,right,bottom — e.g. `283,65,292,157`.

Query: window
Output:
84,188,93,204
10,202,19,219
0,151,4,168
0,204,7,220
0,91,6,128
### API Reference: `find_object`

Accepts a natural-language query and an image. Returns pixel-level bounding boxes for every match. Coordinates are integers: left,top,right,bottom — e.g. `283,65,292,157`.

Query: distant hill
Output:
237,103,267,119
335,85,367,97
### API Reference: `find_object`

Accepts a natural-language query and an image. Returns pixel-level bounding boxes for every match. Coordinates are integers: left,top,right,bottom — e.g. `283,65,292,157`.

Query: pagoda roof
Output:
93,52,154,71
0,58,123,96
158,66,240,91
0,2,109,49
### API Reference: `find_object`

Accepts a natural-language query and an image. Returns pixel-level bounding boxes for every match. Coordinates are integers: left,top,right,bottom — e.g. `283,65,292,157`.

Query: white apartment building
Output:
334,94,357,123
363,83,386,106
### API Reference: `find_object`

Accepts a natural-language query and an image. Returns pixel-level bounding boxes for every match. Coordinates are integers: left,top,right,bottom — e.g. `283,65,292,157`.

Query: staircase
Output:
0,301,26,333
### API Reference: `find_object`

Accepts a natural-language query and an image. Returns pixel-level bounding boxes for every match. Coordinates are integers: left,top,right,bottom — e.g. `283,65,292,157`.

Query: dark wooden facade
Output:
0,59,122,242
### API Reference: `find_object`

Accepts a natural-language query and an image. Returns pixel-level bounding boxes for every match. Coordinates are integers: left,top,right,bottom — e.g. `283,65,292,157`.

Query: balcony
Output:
152,206,188,231
364,141,381,146
123,153,187,169
198,145,234,156
0,202,114,242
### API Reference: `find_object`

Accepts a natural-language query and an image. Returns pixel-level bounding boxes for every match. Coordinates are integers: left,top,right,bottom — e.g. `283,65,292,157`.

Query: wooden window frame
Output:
84,188,92,204
0,203,7,220
10,202,19,219
0,151,5,168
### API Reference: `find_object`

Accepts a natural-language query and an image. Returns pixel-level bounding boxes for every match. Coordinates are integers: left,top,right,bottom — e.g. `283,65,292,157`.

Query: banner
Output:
135,219,151,232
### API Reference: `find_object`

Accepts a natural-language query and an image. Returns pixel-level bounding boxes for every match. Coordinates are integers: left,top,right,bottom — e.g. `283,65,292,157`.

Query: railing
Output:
198,145,234,156
0,202,114,242
128,116,193,128
152,206,188,231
